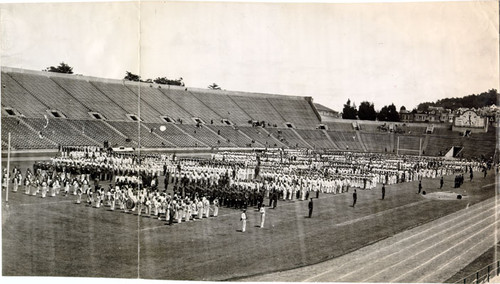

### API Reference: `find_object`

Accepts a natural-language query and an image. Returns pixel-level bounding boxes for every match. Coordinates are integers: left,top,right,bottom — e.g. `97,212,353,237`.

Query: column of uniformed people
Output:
10,163,225,224
3,147,494,226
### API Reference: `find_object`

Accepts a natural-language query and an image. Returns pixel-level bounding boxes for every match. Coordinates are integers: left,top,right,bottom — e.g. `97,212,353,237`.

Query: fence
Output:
456,261,500,284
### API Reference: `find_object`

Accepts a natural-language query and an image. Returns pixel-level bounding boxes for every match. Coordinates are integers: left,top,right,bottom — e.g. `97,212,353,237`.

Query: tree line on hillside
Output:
417,89,498,111
342,89,498,122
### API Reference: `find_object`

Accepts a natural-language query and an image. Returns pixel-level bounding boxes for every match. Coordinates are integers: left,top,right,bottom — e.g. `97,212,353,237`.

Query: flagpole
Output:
6,132,11,204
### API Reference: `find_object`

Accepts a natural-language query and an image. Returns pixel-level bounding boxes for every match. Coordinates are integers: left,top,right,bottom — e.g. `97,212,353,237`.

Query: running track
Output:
242,196,499,282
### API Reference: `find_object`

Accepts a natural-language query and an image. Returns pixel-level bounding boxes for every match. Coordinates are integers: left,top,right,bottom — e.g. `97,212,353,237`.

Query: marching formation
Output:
3,146,494,230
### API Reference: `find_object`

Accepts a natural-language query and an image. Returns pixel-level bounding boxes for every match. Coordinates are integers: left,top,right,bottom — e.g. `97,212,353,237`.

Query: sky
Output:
0,0,498,112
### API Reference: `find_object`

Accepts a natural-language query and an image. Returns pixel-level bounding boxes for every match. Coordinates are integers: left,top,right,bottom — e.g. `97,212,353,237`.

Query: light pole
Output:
5,132,11,204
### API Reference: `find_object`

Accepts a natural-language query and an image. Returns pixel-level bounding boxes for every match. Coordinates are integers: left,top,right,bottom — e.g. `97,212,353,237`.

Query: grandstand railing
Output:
455,261,500,284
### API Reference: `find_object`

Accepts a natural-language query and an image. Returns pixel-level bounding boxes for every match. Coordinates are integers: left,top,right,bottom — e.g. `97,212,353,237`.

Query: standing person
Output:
41,179,48,198
470,171,473,182
240,209,247,232
177,200,183,223
203,197,210,218
308,198,313,218
168,204,175,225
213,197,219,217
64,178,70,196
76,184,83,204
440,176,444,189
352,189,357,208
185,201,192,221
110,189,116,211
197,199,203,220
381,184,386,200
259,205,266,228
417,180,422,194
24,178,31,195
164,173,169,192
12,175,19,192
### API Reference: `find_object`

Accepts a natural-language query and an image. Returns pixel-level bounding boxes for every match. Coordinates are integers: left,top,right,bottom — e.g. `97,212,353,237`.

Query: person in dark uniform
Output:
308,198,313,218
417,180,422,194
352,189,357,207
440,176,444,189
381,184,385,200
168,205,175,225
164,172,170,191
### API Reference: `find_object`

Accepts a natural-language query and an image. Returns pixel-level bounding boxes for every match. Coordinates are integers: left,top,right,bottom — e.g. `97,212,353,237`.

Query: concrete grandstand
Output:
1,67,496,161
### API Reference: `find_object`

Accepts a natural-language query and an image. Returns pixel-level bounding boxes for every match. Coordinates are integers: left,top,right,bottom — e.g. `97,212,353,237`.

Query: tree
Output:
208,83,221,90
358,101,377,120
44,62,73,74
154,77,184,86
342,99,357,119
124,71,140,82
377,103,400,122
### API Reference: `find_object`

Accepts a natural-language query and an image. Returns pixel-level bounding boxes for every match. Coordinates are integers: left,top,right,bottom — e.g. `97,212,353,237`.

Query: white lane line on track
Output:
481,182,497,188
417,229,498,283
330,201,499,282
363,212,497,282
303,198,496,282
392,222,498,283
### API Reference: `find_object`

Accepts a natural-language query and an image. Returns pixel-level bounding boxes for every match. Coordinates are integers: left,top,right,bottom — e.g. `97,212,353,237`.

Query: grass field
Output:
2,159,497,281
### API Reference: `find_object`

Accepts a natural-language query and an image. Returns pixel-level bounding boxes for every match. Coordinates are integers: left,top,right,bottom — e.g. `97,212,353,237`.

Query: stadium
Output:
1,65,498,283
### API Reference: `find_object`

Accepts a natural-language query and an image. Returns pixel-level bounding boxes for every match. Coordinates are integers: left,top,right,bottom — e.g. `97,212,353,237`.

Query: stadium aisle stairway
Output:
176,124,235,147
159,88,222,124
189,90,253,126
230,96,287,127
51,76,128,121
295,129,336,149
206,125,261,147
90,81,162,123
237,126,286,148
136,86,194,123
268,128,310,148
143,123,202,147
7,72,90,119
1,72,48,118
267,97,320,129
1,117,57,149
21,117,97,147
